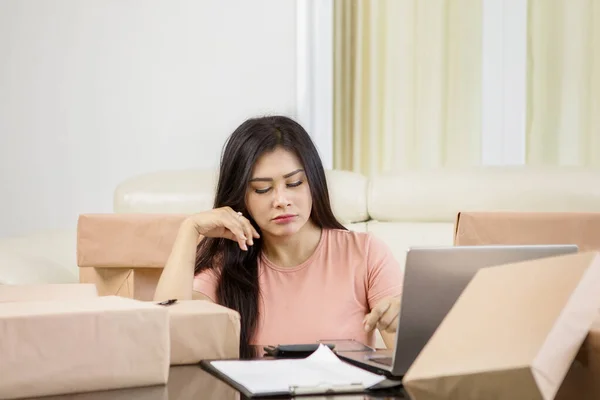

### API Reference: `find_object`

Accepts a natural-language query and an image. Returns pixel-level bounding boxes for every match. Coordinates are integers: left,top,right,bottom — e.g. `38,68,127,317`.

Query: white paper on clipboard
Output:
208,344,392,397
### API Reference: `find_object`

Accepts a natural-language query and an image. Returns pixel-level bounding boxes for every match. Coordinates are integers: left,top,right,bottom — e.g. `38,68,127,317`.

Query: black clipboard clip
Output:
289,382,365,395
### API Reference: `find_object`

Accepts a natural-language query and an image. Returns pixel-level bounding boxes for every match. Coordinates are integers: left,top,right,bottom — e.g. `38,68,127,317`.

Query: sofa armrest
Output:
0,230,79,285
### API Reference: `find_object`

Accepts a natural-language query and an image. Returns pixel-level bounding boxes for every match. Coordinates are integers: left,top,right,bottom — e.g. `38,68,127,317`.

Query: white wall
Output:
0,0,297,238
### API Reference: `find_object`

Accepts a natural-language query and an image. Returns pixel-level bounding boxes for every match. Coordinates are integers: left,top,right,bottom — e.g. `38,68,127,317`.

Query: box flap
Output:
403,251,600,400
555,322,600,400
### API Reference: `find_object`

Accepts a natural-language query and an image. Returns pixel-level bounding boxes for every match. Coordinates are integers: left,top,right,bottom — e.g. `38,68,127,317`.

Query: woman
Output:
154,116,403,358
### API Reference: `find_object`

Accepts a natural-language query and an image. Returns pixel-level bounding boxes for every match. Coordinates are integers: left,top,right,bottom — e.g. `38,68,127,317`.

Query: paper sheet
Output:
209,344,386,395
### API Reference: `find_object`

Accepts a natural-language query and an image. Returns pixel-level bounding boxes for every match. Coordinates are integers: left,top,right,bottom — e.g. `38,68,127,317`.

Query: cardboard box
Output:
454,211,600,250
0,283,97,302
402,252,600,400
555,320,600,400
0,296,170,399
77,214,189,300
167,300,241,364
453,210,600,397
77,215,242,364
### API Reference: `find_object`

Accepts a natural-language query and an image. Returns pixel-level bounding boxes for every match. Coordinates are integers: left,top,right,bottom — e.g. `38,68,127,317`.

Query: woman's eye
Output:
254,181,302,194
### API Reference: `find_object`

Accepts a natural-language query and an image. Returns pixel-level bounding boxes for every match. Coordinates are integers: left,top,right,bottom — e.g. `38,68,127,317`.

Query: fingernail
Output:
242,244,248,251
249,239,254,246
364,324,370,332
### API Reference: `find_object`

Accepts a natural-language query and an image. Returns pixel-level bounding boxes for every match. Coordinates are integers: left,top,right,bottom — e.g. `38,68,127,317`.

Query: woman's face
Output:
245,147,313,238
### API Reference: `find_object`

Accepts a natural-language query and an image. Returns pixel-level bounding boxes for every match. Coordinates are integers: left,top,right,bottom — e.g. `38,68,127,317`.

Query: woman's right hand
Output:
185,207,260,251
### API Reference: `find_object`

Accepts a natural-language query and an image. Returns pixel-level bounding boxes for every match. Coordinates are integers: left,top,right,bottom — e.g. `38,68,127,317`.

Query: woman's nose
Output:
272,186,291,208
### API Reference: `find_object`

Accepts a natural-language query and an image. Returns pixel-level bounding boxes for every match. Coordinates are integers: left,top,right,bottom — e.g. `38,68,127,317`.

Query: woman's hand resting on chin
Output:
186,207,260,251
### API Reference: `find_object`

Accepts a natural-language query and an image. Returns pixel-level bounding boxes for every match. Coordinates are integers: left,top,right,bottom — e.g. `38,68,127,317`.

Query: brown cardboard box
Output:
0,296,170,399
454,211,600,250
555,321,600,400
77,214,243,365
453,210,600,398
77,213,189,300
167,300,241,364
0,283,98,302
402,252,600,400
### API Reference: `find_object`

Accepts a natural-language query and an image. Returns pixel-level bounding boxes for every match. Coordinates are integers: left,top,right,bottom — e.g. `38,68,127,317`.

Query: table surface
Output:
23,348,409,400
25,365,408,400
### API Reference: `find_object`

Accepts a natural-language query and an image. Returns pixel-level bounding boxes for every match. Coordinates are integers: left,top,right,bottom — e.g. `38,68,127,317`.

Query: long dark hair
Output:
195,115,346,358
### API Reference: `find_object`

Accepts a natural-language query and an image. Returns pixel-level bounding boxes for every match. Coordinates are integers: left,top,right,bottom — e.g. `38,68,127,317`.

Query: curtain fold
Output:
526,0,600,166
333,0,482,176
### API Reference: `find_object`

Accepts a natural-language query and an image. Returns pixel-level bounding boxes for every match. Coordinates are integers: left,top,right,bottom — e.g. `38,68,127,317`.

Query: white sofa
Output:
112,165,600,269
2,166,600,285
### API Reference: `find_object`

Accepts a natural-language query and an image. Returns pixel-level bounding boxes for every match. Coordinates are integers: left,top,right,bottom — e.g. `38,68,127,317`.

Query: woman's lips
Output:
272,215,296,224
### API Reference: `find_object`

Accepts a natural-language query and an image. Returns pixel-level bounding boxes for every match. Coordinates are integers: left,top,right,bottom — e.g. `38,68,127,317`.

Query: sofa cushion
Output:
366,221,455,268
114,169,369,224
0,230,78,285
324,170,369,223
368,166,600,222
114,170,218,214
344,222,367,232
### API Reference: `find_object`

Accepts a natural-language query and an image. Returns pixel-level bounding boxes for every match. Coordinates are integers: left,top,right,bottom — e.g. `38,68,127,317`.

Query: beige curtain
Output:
526,0,600,166
333,0,483,176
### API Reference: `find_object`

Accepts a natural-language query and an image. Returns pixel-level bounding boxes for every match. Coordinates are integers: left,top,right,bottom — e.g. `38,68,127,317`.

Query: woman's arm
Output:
381,331,396,349
154,207,260,302
363,234,404,349
153,218,200,302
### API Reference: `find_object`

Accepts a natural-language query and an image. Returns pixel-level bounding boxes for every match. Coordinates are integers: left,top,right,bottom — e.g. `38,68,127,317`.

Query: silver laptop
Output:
336,244,578,378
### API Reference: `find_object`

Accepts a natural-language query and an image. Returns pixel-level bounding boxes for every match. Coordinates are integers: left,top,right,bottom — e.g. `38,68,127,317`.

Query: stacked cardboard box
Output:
0,284,240,399
403,212,600,399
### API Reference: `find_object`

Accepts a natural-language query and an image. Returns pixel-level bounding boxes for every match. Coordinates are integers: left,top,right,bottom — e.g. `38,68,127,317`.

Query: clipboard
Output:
200,359,365,397
198,344,402,398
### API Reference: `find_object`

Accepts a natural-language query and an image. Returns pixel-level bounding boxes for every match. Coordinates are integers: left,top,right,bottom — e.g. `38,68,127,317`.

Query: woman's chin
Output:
264,221,303,237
